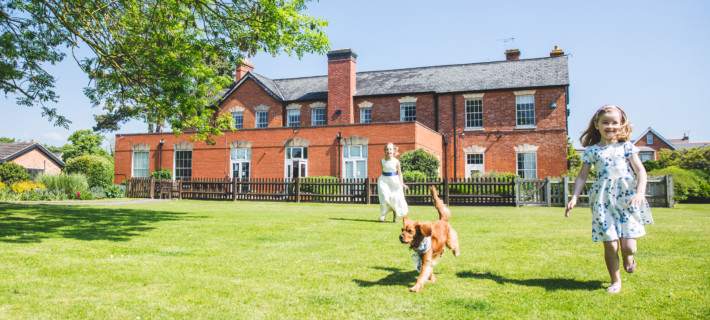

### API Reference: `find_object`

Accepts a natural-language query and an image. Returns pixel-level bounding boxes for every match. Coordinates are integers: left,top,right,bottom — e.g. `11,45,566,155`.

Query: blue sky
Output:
2,0,708,149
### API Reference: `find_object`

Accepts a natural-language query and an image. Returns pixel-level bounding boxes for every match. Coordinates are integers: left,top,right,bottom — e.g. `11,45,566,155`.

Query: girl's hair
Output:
384,142,400,157
580,105,632,146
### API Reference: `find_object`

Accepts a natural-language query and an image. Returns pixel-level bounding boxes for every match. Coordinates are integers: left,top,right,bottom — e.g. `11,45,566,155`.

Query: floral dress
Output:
378,158,408,217
581,141,654,242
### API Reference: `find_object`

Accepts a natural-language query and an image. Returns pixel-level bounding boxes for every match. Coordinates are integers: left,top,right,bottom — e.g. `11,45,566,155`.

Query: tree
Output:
59,129,109,162
566,136,581,170
1,0,330,142
399,149,440,178
0,137,17,143
0,162,31,183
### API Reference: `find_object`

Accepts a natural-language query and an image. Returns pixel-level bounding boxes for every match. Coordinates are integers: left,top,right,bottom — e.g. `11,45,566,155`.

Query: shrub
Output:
643,160,661,172
150,169,173,180
63,155,113,188
451,171,518,195
36,173,89,197
400,149,440,178
299,176,341,195
403,170,428,182
648,166,710,202
0,181,5,190
10,181,46,194
104,185,125,198
0,162,31,184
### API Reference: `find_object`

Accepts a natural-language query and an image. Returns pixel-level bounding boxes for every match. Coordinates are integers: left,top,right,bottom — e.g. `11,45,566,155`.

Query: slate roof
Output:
0,142,65,167
221,55,569,103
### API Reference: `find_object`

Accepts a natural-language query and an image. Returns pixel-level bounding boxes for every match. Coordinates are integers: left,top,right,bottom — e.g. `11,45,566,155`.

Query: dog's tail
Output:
430,185,450,221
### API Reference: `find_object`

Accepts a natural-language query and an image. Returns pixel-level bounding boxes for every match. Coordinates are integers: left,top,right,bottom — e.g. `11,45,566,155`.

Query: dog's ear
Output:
416,222,433,237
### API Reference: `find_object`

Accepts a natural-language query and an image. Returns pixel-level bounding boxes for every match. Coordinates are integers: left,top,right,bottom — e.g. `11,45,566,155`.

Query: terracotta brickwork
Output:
634,132,674,155
218,78,283,128
11,149,62,175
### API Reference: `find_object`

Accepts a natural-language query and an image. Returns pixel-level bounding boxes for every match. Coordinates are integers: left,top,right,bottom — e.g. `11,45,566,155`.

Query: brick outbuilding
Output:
0,142,64,178
114,47,570,184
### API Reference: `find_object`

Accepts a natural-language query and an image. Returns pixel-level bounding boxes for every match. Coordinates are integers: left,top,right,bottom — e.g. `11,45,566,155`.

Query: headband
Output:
594,105,626,121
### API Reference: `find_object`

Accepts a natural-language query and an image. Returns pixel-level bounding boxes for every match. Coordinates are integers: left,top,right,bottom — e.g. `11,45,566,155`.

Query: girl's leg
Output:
620,238,637,273
603,240,622,293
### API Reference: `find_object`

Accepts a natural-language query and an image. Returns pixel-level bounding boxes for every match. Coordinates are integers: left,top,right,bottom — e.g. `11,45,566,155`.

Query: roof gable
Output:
633,127,677,150
0,142,65,167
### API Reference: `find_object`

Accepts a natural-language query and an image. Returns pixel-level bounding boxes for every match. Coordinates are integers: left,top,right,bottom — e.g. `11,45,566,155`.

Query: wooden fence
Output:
123,175,673,207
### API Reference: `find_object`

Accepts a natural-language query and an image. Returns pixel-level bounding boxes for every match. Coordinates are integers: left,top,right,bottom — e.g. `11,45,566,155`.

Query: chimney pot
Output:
550,45,565,57
327,48,357,125
235,58,254,82
505,49,521,61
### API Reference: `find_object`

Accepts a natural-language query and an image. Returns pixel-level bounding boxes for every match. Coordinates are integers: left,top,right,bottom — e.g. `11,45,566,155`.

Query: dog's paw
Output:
410,284,423,292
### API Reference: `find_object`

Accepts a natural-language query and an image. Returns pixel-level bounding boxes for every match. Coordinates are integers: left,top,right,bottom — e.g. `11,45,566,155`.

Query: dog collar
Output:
411,237,432,272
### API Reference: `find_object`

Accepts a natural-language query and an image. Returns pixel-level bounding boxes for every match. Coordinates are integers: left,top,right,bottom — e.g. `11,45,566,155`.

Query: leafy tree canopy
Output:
0,137,17,143
1,0,330,142
59,129,109,161
400,149,440,179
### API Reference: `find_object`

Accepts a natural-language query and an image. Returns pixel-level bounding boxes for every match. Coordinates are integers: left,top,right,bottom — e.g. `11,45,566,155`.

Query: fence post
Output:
515,178,520,208
365,178,371,204
443,178,450,206
149,177,155,199
562,176,569,208
232,177,237,202
178,179,183,200
666,175,674,208
295,178,301,203
545,177,552,207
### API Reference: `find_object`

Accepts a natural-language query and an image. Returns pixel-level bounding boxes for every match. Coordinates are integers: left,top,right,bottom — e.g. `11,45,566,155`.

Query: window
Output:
311,108,325,126
646,134,653,144
25,168,44,179
232,111,243,129
256,111,268,128
360,108,372,124
465,153,484,177
133,151,149,177
639,153,653,162
517,152,537,179
400,102,416,122
285,147,308,179
465,99,483,129
231,148,251,190
343,145,368,179
174,150,192,179
287,109,300,127
516,95,535,127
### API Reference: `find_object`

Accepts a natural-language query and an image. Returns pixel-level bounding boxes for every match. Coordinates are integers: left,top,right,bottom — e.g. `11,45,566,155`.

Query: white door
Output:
465,153,484,177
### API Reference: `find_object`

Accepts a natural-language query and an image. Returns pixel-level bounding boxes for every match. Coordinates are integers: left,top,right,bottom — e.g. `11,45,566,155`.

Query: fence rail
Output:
123,175,673,207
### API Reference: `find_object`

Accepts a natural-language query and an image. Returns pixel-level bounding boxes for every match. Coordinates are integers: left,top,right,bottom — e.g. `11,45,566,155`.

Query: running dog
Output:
399,186,460,292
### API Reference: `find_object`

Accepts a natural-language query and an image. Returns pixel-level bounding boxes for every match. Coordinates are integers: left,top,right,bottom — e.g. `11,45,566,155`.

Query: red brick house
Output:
0,142,64,177
114,47,570,184
633,127,710,161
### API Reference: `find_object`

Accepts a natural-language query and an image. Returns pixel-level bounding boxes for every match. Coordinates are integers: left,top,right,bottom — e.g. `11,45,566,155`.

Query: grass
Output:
0,201,707,319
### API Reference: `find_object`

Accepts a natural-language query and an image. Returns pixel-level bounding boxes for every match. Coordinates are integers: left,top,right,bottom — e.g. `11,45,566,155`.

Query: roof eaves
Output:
633,127,677,150
218,72,284,104
1,143,65,167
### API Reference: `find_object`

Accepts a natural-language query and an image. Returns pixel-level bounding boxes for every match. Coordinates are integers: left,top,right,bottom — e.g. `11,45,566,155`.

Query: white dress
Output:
378,158,408,216
582,141,654,242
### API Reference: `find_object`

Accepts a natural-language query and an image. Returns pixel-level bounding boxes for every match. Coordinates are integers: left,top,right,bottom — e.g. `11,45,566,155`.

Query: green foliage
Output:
567,136,581,170
399,149,440,178
36,173,89,197
658,146,710,172
643,160,661,172
453,171,518,195
402,170,428,182
63,155,114,188
298,176,341,195
104,185,125,199
59,130,110,162
0,162,31,184
0,137,17,143
648,166,710,202
150,169,173,180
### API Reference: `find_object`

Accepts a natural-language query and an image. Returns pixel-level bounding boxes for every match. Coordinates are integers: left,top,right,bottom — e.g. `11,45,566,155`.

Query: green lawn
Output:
0,201,707,319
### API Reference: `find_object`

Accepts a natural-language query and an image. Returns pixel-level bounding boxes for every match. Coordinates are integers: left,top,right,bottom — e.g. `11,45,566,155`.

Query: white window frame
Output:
465,153,484,177
287,109,300,127
174,150,193,179
360,108,372,124
255,111,268,128
285,147,308,179
465,98,483,129
342,145,368,179
517,152,537,179
639,153,653,162
132,151,149,178
646,134,653,145
400,102,416,122
515,94,536,128
232,111,243,129
311,108,325,126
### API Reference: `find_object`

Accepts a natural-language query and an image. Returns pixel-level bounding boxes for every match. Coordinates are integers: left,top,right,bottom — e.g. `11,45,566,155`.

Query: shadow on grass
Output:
457,271,604,291
0,204,187,243
329,217,384,224
353,266,419,287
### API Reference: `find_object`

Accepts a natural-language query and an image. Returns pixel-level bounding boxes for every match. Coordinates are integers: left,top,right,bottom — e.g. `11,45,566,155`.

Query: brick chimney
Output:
235,58,254,82
550,46,564,57
505,49,520,61
327,49,357,124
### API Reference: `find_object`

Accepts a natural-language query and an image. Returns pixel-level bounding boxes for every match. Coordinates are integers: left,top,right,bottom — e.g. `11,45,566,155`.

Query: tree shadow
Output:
353,266,419,287
0,204,189,243
457,271,604,291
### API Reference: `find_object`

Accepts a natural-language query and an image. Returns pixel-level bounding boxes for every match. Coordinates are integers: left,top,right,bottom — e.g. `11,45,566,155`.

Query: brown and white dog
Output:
399,186,460,292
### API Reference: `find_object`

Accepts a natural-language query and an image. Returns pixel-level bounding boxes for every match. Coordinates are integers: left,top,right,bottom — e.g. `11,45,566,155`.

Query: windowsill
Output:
515,126,537,130
464,128,484,131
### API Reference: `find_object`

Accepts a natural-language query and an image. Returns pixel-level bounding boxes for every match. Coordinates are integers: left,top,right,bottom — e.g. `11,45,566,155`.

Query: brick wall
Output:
218,78,283,128
11,149,62,175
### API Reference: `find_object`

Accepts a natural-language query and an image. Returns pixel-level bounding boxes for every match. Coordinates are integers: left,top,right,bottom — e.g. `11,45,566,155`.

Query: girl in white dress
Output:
565,105,654,294
378,143,409,222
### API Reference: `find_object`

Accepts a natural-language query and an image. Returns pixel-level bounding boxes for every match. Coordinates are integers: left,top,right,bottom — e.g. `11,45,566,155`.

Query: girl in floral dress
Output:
565,105,654,294
378,143,409,222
